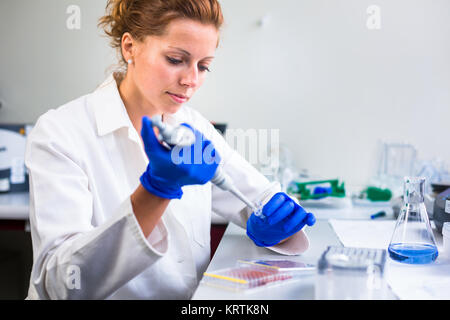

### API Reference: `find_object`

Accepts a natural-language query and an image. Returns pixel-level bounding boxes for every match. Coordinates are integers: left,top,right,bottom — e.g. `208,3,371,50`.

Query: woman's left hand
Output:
246,192,316,247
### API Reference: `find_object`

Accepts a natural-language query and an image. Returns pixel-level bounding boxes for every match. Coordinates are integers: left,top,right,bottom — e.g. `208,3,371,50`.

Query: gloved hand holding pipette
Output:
246,193,316,247
141,115,260,213
140,116,220,199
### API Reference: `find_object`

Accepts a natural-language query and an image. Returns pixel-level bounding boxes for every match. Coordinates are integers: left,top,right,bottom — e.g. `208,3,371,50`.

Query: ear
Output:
121,32,135,63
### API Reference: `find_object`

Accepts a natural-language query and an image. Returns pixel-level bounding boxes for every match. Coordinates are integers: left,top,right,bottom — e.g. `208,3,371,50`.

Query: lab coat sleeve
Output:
26,112,168,300
205,124,309,255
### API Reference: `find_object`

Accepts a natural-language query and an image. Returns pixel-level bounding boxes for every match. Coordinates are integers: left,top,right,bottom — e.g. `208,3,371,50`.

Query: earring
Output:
127,59,133,64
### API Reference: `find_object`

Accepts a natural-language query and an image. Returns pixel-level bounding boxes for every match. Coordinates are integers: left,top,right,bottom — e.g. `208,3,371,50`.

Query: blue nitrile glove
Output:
246,192,316,247
140,116,220,199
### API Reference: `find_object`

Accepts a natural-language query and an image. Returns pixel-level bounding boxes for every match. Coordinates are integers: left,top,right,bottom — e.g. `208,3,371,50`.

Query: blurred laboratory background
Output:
0,0,449,299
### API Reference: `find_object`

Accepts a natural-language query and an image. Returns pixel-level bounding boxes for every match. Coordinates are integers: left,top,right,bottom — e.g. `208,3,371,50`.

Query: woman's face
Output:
130,19,219,115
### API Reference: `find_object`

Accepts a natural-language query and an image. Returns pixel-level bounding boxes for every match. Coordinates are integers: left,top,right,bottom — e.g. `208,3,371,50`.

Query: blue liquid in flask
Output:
388,243,438,264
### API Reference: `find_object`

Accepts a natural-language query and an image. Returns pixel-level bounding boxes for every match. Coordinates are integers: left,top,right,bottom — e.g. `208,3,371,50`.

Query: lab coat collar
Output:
89,73,187,138
90,73,134,137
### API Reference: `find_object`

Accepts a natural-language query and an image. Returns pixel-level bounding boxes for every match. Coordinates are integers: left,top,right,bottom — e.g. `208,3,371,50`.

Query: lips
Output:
167,91,189,104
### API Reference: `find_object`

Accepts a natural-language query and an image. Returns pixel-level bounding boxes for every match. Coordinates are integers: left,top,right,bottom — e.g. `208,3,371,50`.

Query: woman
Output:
25,0,315,299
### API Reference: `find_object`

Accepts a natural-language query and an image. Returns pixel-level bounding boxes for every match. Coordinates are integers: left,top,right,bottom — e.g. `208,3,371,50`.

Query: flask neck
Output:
403,177,425,204
404,202,424,214
404,192,424,204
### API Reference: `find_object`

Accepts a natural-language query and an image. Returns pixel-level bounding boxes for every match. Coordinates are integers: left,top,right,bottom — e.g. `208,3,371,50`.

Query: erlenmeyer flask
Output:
388,177,438,264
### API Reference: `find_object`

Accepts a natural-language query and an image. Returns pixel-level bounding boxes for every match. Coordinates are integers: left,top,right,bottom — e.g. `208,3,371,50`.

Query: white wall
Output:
0,0,116,122
1,0,449,186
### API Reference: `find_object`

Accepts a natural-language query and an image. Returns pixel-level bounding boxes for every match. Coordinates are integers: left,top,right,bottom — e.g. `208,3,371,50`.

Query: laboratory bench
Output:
193,201,399,300
3,191,444,300
193,221,398,300
0,191,399,300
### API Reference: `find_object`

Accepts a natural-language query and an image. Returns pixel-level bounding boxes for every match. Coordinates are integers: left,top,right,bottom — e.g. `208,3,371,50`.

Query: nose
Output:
179,65,199,88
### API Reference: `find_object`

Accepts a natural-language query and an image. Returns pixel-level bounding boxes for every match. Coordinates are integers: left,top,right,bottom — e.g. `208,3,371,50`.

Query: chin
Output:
164,104,183,115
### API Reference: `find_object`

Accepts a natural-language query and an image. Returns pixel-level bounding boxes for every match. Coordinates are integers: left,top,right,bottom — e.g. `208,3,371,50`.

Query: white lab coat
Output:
25,74,309,300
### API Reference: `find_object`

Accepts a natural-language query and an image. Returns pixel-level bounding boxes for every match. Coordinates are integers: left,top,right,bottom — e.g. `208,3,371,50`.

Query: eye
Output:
198,65,211,73
166,56,183,65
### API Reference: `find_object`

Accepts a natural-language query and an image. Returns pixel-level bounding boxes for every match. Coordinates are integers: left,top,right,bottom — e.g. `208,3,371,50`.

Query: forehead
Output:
144,19,219,58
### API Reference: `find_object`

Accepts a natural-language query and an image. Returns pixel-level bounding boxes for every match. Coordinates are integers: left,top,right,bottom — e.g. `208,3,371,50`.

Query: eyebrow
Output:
168,46,214,60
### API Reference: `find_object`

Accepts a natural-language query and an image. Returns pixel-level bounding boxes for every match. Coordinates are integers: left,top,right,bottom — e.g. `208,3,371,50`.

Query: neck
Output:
116,72,161,134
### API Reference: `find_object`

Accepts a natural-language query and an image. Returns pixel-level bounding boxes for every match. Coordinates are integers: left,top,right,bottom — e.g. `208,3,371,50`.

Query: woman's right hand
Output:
139,116,220,199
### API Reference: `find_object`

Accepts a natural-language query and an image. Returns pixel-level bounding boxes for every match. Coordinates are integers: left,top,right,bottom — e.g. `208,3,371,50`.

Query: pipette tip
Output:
252,202,265,219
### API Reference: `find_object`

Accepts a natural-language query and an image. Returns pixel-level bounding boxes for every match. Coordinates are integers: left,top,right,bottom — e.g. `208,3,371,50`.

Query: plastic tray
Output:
202,259,315,292
202,266,292,291
237,259,315,272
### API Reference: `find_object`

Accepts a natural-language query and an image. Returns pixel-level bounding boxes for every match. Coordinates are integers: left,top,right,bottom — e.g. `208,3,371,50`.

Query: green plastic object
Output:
287,179,346,200
365,186,392,202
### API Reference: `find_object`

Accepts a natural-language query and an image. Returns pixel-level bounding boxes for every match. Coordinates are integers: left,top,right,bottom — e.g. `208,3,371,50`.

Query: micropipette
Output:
150,115,196,148
150,116,264,218
210,167,264,218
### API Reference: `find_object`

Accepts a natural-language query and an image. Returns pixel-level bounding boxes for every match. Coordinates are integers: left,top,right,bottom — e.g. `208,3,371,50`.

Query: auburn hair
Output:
98,0,224,68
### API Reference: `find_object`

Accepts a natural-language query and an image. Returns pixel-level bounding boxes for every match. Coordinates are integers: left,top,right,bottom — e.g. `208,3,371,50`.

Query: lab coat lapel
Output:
88,74,148,197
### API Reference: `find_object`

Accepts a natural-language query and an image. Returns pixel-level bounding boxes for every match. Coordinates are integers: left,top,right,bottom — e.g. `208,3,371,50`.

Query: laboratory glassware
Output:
373,142,417,198
387,177,438,264
380,143,417,179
